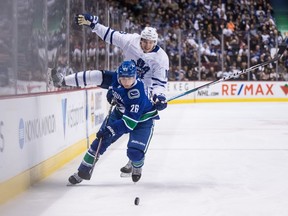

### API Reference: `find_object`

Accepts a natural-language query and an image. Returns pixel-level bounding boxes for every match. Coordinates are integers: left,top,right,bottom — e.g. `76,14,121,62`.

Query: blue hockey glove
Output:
153,94,167,111
96,126,116,140
75,14,99,29
106,88,116,105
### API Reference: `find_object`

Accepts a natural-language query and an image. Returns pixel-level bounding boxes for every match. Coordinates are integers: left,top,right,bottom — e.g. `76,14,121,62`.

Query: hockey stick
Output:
89,102,115,177
167,44,287,102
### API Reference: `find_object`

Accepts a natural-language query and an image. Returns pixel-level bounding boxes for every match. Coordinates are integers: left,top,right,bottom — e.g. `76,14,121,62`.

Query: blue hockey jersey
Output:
108,73,159,135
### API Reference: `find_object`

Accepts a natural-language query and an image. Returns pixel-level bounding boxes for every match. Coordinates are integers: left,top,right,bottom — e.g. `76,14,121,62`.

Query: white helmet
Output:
140,27,158,43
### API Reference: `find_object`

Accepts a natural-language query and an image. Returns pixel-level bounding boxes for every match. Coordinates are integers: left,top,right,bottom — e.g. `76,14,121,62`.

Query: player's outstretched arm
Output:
51,68,114,88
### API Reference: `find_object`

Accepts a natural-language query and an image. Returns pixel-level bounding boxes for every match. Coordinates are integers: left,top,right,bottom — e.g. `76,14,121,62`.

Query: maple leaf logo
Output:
280,84,288,95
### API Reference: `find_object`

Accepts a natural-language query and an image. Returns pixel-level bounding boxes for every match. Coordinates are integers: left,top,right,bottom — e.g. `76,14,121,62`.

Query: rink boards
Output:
167,81,288,103
0,81,288,204
0,88,108,204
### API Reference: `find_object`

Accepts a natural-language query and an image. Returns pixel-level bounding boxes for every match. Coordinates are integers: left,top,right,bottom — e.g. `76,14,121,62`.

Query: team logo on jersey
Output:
128,89,140,99
136,58,150,79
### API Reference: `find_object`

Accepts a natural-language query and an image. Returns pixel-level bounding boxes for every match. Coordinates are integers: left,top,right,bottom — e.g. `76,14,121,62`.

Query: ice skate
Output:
132,166,142,183
68,173,83,185
120,160,132,177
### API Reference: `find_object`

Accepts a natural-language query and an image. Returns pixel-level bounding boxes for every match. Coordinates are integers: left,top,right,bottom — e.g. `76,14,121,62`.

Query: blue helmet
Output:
117,60,137,78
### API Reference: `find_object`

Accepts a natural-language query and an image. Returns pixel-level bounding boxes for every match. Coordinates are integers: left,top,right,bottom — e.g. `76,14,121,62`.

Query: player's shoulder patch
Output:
118,31,127,34
128,89,140,99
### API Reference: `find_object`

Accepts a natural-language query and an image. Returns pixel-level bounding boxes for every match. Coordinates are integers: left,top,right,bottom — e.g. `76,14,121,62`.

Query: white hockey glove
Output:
51,68,65,87
75,14,99,29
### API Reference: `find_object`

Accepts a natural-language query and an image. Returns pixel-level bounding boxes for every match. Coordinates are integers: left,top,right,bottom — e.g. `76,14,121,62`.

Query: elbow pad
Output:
64,70,103,87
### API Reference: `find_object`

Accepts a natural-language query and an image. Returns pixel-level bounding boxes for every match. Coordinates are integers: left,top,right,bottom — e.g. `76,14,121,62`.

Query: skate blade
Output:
66,181,81,186
120,172,131,178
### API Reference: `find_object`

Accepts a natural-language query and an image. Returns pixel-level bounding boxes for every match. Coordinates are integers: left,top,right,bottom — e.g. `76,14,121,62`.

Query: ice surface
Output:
1,102,288,216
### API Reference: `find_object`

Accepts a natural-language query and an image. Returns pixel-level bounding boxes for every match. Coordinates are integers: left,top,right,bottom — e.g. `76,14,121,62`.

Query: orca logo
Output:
0,121,5,152
128,89,140,99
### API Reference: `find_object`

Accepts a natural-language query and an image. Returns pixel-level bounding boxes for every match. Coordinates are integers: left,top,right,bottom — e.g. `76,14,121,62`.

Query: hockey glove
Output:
51,68,65,87
106,88,117,105
153,94,167,111
96,126,116,140
106,88,113,104
75,14,99,29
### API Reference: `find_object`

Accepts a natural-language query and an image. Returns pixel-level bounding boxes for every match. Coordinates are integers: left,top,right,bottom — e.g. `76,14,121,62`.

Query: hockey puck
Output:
134,197,140,205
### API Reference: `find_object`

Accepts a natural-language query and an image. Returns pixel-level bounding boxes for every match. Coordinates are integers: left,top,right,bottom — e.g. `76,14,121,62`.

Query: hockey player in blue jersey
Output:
73,13,169,177
54,60,159,184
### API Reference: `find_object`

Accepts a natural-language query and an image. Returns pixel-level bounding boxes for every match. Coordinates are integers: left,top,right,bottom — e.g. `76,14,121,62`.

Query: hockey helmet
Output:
117,60,137,79
140,27,158,43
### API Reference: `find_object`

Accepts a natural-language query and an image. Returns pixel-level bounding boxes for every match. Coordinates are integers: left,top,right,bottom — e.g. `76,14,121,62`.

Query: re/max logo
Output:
222,84,274,96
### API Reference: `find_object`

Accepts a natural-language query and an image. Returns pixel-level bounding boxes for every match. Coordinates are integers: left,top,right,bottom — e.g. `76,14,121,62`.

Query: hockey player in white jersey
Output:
75,14,169,110
75,13,169,176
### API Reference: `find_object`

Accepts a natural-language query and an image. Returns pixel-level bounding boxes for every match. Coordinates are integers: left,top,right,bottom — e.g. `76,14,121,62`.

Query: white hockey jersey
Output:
92,24,169,98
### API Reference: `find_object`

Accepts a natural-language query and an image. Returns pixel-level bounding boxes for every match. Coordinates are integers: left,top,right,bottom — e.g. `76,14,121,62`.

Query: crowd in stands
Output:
104,0,288,81
2,0,288,93
66,0,288,82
